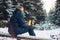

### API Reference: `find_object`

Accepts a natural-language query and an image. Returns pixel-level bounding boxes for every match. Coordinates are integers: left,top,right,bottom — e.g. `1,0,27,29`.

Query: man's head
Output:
19,6,24,13
16,4,24,13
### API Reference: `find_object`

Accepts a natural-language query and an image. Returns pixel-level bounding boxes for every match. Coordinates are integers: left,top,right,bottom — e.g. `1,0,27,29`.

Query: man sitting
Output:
8,5,35,37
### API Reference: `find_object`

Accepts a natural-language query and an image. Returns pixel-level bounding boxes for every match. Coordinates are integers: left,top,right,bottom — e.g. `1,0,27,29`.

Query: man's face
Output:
19,7,24,13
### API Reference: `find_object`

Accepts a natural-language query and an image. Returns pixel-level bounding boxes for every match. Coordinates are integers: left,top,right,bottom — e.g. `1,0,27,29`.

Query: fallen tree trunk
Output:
0,33,40,40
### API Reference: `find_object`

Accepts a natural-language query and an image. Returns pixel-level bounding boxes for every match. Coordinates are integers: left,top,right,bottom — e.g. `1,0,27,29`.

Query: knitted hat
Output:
15,3,23,8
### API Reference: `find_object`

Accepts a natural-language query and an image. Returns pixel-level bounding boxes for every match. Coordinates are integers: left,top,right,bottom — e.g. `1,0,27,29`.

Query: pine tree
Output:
6,0,45,23
23,0,45,24
0,0,8,20
53,0,60,26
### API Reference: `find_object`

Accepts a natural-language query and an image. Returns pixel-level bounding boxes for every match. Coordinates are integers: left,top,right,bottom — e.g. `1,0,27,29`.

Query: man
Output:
9,5,35,37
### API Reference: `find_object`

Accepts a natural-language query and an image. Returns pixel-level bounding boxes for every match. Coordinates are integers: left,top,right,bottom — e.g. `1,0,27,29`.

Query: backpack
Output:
7,22,17,37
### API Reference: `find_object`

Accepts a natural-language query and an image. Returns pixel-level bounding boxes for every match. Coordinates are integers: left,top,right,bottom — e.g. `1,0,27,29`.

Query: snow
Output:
0,27,60,40
20,29,60,39
0,37,16,40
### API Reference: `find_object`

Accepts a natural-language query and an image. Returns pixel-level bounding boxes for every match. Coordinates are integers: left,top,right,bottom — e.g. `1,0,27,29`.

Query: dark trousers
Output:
14,26,35,37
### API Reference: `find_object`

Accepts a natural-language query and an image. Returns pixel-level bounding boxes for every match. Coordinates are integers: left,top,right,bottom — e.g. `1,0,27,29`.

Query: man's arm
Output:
14,10,28,28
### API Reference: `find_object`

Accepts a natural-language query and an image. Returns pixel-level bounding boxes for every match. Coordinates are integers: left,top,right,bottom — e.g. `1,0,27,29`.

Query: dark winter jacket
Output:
10,9,28,29
9,9,35,36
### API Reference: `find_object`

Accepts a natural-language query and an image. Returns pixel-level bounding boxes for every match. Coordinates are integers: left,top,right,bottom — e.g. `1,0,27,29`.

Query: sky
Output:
41,0,57,16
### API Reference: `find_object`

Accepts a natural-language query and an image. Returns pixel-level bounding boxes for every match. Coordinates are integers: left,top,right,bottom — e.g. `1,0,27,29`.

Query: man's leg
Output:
14,27,28,36
14,26,35,36
28,26,35,36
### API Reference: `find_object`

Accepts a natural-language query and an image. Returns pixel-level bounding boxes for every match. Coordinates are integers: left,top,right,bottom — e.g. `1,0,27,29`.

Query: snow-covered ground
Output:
0,27,60,40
